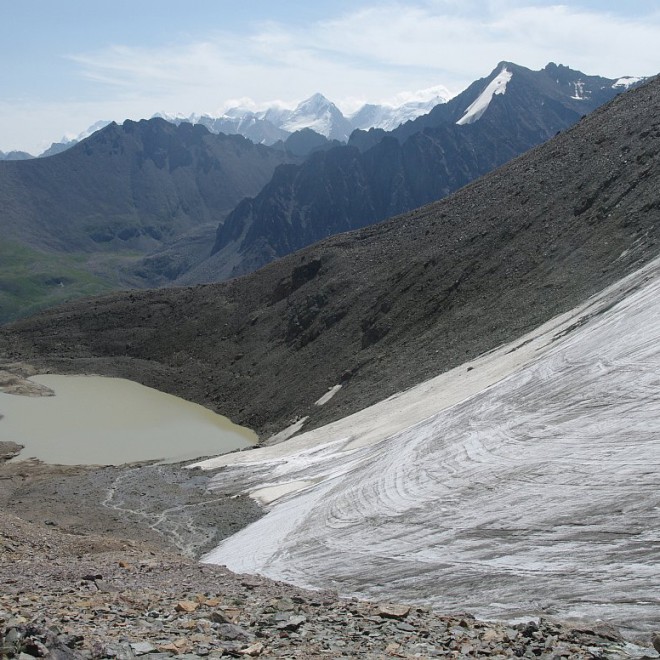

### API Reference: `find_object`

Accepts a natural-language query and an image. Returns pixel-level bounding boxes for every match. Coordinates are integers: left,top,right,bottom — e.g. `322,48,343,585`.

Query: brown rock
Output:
158,643,181,654
240,642,264,656
385,641,403,656
218,607,241,623
173,638,189,650
482,629,505,643
175,600,199,613
377,603,410,619
652,632,660,654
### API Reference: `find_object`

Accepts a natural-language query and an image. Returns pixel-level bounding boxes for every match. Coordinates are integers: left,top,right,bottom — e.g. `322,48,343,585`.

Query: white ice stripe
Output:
613,76,644,89
457,67,512,125
315,384,342,406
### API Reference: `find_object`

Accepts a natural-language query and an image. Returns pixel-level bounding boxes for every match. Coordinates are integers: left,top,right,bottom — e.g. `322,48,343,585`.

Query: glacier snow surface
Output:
200,257,660,636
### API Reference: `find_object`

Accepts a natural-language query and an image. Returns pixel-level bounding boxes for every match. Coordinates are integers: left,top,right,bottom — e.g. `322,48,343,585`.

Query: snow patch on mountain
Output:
152,84,455,144
612,76,645,89
457,67,513,125
570,80,587,100
61,120,112,143
351,85,452,131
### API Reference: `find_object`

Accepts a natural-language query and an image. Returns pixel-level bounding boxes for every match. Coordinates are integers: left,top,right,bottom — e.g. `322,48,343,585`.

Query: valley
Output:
1,61,659,658
0,63,642,324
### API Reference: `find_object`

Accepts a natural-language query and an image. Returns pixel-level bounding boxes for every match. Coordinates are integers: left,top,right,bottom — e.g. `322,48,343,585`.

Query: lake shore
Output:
0,364,656,657
1,370,256,465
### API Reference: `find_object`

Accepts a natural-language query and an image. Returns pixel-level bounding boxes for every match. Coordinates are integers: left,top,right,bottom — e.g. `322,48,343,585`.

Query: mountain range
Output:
182,62,644,284
0,61,647,324
3,73,658,440
5,87,452,160
158,86,452,145
2,67,660,651
0,150,33,161
0,120,296,321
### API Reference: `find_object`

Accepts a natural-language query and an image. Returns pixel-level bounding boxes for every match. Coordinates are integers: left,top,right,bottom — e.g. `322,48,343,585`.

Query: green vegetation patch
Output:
0,242,116,325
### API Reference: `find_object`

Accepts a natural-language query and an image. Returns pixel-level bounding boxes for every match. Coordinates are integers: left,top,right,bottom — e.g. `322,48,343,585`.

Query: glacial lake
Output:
0,374,256,465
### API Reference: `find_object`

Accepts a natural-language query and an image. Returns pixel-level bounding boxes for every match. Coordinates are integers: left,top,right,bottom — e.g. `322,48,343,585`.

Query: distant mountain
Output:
157,89,452,146
160,112,290,146
38,120,112,158
277,93,355,142
4,74,658,440
13,89,450,162
159,95,355,144
183,62,645,284
0,118,296,322
349,86,452,131
274,129,342,157
0,150,33,161
38,142,73,158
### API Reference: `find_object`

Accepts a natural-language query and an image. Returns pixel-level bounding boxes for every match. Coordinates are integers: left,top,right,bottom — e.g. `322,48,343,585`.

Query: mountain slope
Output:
202,250,660,637
187,62,639,283
0,118,295,252
1,75,659,438
0,119,296,322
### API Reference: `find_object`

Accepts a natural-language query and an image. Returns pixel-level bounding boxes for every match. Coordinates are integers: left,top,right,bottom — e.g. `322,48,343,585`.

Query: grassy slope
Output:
0,242,126,323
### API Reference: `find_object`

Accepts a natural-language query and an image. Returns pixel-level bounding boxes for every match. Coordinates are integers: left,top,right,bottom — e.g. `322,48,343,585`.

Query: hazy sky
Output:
2,0,659,154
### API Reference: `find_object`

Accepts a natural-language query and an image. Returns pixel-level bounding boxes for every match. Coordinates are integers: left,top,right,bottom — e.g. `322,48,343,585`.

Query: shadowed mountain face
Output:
0,150,33,161
0,119,296,322
182,62,638,284
2,76,659,439
0,118,295,253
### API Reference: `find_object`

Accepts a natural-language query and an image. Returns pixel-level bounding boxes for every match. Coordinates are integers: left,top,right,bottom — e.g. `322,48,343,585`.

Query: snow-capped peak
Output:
280,93,353,141
151,111,190,123
297,92,333,110
457,66,513,126
349,85,452,131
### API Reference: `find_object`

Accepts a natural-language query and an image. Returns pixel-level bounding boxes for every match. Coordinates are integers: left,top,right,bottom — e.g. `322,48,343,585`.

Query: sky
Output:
2,0,659,154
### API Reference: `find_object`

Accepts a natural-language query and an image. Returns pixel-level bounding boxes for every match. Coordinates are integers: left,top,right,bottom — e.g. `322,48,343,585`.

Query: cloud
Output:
3,1,660,152
67,1,660,115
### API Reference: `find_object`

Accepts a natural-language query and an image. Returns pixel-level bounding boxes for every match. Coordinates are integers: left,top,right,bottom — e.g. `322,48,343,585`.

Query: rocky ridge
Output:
189,62,636,284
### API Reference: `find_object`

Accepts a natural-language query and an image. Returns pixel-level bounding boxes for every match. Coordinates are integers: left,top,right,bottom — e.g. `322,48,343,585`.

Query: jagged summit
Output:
189,61,643,285
278,93,354,141
147,88,451,148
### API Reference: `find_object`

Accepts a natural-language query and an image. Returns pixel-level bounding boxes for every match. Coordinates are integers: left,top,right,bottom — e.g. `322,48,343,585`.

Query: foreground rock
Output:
0,363,53,396
0,512,654,659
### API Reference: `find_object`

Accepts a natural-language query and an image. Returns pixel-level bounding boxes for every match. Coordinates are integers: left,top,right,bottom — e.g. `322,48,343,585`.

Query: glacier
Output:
197,255,660,638
457,66,512,125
